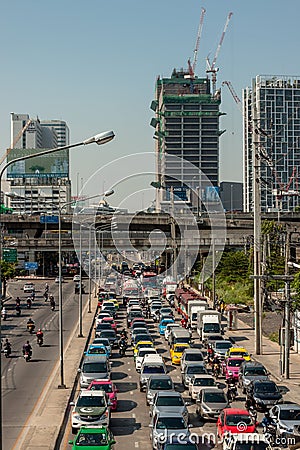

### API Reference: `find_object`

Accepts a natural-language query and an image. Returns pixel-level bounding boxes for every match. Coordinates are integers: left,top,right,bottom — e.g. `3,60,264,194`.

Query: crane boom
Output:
192,7,206,74
0,119,32,166
222,81,242,110
211,12,233,70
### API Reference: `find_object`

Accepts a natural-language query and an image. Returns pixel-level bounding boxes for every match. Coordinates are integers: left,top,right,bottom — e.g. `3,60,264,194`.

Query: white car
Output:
73,275,80,282
23,283,35,293
164,323,180,341
70,390,110,434
188,374,217,401
135,347,158,372
55,276,64,283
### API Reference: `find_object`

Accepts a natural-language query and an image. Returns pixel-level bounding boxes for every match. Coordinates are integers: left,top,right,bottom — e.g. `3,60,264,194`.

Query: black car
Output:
99,330,118,348
246,379,282,411
102,307,117,319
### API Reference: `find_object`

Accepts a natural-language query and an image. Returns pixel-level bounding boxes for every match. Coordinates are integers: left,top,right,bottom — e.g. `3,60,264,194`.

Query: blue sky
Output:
0,0,299,210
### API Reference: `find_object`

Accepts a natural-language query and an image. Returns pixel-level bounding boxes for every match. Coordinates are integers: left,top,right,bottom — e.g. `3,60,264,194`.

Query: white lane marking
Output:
135,442,139,448
132,413,136,419
130,391,133,395
129,375,132,379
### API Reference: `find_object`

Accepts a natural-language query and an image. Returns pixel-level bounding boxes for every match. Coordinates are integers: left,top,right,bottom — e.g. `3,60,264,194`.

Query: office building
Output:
243,75,300,212
219,181,243,212
151,69,223,211
8,113,71,214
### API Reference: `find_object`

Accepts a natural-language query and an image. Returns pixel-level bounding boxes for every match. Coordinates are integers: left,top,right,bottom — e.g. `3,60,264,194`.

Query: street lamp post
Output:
0,130,115,449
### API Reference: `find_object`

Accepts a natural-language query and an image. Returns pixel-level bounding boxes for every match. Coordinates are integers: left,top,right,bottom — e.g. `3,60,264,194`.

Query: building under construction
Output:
243,75,300,213
151,69,224,210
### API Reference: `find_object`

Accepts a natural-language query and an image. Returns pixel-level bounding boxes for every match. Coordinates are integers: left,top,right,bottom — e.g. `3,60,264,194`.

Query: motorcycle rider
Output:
180,317,187,328
49,295,55,310
226,372,238,401
27,318,35,332
120,328,128,340
15,303,21,316
1,306,7,320
261,410,276,432
212,354,221,377
118,335,127,355
23,340,32,357
27,297,32,308
16,297,21,306
36,328,44,344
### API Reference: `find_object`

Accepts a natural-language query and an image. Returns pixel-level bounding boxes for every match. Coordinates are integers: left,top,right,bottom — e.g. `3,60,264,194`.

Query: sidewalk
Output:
12,291,98,450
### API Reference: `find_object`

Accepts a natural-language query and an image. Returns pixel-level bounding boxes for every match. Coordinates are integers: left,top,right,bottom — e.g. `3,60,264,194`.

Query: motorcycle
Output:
119,342,127,357
248,406,258,422
1,310,7,321
15,305,21,317
263,423,277,445
4,346,11,358
27,323,35,334
27,299,32,309
227,382,238,402
212,362,221,379
37,335,43,346
24,351,31,362
50,302,55,311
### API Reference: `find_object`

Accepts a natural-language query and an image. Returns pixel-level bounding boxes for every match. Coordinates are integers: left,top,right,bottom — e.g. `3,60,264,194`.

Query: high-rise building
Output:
8,113,71,214
243,75,300,212
151,69,222,211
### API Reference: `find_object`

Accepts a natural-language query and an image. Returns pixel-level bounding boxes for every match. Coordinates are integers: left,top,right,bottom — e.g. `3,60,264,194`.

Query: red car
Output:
101,317,117,331
217,408,257,439
87,379,118,411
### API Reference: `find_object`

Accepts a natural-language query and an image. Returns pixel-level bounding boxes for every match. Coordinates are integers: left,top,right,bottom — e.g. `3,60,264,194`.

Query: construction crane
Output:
0,118,33,166
187,7,206,79
222,80,242,112
206,12,233,94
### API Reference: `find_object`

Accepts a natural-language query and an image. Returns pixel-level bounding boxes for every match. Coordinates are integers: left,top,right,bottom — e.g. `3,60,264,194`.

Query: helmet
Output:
38,329,41,332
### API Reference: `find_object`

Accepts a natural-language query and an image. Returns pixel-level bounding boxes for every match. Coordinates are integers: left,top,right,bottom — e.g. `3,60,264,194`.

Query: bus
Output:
141,271,157,290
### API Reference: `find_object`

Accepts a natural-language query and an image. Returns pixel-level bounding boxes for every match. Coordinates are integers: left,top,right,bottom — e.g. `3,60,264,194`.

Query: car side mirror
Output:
111,440,116,445
70,402,75,406
77,368,81,373
68,441,73,445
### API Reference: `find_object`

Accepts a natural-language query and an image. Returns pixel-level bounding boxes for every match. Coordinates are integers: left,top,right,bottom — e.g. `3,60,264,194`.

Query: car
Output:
188,374,217,401
238,361,269,393
158,307,174,319
135,347,158,372
149,411,191,450
79,355,111,388
133,340,154,357
140,361,167,392
101,301,116,311
180,348,204,374
146,374,174,406
150,391,188,423
225,347,251,361
70,390,111,433
92,338,111,357
98,330,118,348
181,362,207,388
158,318,175,335
73,274,80,282
95,323,113,337
127,310,143,326
23,282,35,293
132,332,153,346
269,403,300,443
102,306,117,319
206,334,224,348
69,426,116,449
95,312,112,326
164,323,180,341
101,317,117,331
217,408,258,439
157,443,198,450
211,340,233,360
222,357,245,381
246,380,282,411
55,276,64,283
131,326,149,339
170,343,190,365
87,379,118,411
196,387,229,420
85,344,109,358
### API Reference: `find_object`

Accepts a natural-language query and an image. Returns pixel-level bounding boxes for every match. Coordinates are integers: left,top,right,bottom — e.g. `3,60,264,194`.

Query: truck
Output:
187,300,208,329
196,310,222,341
164,282,177,300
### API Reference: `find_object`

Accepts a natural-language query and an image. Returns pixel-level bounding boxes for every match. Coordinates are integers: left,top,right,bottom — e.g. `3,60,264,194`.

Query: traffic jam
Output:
68,265,300,450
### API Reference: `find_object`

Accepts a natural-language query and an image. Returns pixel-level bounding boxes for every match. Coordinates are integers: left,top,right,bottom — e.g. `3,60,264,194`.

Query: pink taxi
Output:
222,357,245,380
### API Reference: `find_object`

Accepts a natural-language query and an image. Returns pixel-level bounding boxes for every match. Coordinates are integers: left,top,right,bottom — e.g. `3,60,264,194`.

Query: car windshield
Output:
186,353,203,362
216,342,232,350
88,347,107,355
138,343,152,349
100,331,116,338
149,379,173,390
143,366,165,374
156,417,186,430
245,367,267,376
83,362,107,373
75,432,108,446
232,351,249,357
187,366,206,374
193,378,215,386
203,392,226,403
90,383,113,393
228,359,244,367
280,409,300,420
225,414,252,426
255,382,278,393
235,444,268,450
77,396,106,407
156,396,184,407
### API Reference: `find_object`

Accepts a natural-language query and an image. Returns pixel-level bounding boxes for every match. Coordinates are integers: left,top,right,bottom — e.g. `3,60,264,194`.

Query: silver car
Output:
269,403,300,441
181,362,207,388
211,340,233,360
180,348,205,374
149,391,189,424
149,411,191,450
146,374,174,406
196,388,229,420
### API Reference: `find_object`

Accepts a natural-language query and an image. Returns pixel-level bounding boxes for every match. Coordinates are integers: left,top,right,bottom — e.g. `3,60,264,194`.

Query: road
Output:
2,279,84,450
59,303,264,450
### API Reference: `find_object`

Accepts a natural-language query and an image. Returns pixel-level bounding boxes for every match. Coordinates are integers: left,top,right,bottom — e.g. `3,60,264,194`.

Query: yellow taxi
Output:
170,343,190,365
224,347,251,361
133,341,154,358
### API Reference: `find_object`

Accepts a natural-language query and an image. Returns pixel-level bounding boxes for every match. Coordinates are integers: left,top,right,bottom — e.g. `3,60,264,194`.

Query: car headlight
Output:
244,379,251,385
72,413,81,421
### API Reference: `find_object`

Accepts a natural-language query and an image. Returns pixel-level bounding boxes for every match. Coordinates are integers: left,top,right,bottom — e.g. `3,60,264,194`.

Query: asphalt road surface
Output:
2,279,84,450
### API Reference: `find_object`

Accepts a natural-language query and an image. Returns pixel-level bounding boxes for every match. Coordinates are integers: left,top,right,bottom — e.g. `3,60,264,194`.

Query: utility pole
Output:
212,238,216,308
170,186,177,281
284,231,291,379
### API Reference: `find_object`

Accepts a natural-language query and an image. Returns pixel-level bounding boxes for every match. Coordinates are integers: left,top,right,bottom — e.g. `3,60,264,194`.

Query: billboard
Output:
7,148,69,178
